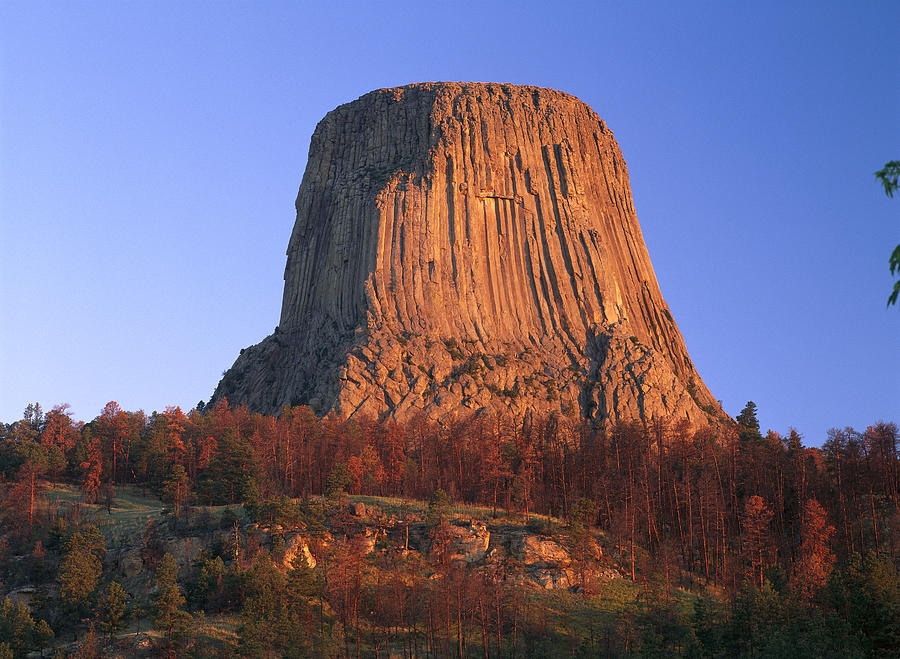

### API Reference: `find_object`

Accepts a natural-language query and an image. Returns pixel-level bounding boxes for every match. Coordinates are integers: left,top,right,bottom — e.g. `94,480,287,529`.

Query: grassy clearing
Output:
188,613,240,647
42,483,165,543
348,493,565,527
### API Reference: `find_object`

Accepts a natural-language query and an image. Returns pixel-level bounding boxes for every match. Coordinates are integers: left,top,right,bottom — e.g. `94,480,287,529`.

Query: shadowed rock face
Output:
213,82,723,424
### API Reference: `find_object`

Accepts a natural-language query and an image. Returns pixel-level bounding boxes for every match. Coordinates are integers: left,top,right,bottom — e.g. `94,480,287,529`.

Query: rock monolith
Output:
213,82,723,424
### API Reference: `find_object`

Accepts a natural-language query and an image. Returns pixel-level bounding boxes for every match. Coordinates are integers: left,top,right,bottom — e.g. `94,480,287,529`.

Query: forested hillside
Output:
0,401,897,657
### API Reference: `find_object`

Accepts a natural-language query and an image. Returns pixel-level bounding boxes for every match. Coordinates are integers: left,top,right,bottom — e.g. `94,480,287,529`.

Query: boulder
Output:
529,568,575,590
165,536,203,570
7,586,35,606
510,533,572,567
446,521,490,563
120,546,144,578
282,533,316,569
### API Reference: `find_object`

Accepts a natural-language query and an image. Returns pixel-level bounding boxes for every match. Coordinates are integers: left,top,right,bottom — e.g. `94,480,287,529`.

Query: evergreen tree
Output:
196,428,257,505
161,464,189,516
325,462,351,503
426,488,451,527
741,495,773,588
829,552,900,655
99,581,128,634
57,528,105,605
791,499,835,600
153,553,191,642
12,439,49,532
427,488,453,565
237,559,286,654
0,596,54,657
286,553,320,601
736,401,762,442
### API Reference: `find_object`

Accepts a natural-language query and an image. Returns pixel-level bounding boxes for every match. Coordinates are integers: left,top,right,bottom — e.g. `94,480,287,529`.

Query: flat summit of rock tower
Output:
213,82,723,424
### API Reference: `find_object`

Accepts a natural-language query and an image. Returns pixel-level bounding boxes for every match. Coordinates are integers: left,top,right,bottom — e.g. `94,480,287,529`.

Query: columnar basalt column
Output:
213,82,723,425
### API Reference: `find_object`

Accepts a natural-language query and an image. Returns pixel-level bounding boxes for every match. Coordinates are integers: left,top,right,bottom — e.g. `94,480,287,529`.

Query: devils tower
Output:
213,82,723,424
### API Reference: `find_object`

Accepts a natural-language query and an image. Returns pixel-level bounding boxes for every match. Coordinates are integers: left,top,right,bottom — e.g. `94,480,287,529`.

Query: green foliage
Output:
566,498,598,591
239,558,284,620
736,400,764,443
287,553,320,600
568,497,596,535
160,463,189,513
687,595,727,657
300,499,329,538
1,395,898,656
220,507,240,530
889,245,900,307
237,556,337,657
453,352,485,378
197,554,246,615
443,338,464,360
189,554,227,612
0,597,53,657
685,582,864,658
33,620,53,652
57,527,105,604
875,160,900,198
153,553,191,640
426,488,451,527
509,475,527,510
875,160,900,306
196,428,258,505
99,581,128,634
633,601,691,656
736,401,760,431
828,551,900,656
727,582,791,655
325,462,351,502
155,552,179,590
246,496,307,527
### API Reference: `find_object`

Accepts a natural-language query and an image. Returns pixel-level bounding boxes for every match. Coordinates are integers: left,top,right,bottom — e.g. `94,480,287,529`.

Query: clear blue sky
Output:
1,1,897,443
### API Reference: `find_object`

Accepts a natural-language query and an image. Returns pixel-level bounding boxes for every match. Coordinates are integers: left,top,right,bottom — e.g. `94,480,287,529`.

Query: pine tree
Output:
79,434,103,503
196,428,257,505
100,581,128,634
11,439,49,532
58,529,105,604
161,464,189,516
0,596,54,657
742,495,773,588
325,462,351,502
153,553,191,642
791,499,835,600
736,402,762,442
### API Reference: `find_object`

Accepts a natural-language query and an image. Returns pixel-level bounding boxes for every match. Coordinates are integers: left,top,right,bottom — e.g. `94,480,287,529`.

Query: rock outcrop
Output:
101,505,618,593
214,82,722,424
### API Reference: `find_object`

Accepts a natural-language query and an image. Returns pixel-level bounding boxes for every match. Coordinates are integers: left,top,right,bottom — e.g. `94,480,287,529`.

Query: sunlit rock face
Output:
213,82,722,424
